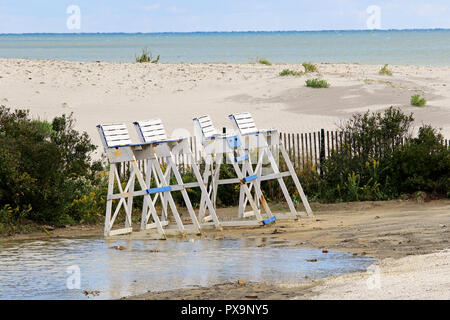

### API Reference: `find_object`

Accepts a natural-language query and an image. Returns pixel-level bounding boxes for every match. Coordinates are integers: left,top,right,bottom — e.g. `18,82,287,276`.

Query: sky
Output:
0,0,449,33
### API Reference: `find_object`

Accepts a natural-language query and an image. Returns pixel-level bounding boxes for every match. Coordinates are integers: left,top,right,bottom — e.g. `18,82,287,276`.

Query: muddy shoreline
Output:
2,199,449,300
126,199,450,300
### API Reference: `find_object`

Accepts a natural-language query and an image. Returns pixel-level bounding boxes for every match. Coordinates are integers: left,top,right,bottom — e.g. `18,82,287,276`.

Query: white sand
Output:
1,59,450,157
1,59,449,299
307,249,450,300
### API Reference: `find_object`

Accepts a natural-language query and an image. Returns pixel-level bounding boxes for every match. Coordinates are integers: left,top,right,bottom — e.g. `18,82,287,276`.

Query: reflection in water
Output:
0,238,373,300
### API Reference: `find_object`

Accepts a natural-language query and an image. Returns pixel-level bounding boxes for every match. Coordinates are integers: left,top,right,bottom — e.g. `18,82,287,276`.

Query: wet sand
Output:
124,199,450,300
4,199,448,299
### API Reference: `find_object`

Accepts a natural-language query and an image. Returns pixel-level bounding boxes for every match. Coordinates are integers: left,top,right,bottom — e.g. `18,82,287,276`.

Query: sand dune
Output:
1,59,449,157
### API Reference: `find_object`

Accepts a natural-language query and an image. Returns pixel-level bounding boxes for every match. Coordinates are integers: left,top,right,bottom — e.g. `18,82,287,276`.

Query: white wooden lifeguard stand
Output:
97,123,169,237
229,112,313,218
193,115,277,227
133,119,222,234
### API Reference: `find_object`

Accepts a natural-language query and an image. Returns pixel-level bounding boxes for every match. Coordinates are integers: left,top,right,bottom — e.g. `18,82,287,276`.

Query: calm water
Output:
0,238,373,300
0,30,450,65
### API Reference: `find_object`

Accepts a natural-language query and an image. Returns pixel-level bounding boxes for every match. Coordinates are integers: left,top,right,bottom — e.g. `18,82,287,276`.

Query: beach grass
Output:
411,94,426,106
379,64,393,76
280,69,304,77
306,78,330,88
258,58,272,66
302,62,318,73
136,49,160,63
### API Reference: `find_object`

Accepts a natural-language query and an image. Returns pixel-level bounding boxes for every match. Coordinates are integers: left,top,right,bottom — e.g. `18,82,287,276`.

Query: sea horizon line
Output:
1,28,450,36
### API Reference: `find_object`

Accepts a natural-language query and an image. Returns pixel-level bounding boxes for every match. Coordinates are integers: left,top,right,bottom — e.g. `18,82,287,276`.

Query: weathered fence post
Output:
320,129,325,177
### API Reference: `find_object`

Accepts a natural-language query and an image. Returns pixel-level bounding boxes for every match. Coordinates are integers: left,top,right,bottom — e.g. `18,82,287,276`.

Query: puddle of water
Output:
0,238,373,300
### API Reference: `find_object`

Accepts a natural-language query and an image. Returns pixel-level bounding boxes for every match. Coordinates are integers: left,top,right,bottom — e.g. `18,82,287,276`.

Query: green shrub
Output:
0,204,33,236
379,64,393,76
306,78,330,88
319,107,450,202
302,62,318,73
389,125,450,195
136,49,160,63
320,107,414,202
258,59,272,66
280,69,304,77
289,167,321,204
65,174,108,224
0,106,103,229
411,94,426,107
0,204,31,225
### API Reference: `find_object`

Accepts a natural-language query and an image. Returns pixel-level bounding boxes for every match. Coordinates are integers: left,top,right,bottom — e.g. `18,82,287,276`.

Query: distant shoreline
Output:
1,28,450,35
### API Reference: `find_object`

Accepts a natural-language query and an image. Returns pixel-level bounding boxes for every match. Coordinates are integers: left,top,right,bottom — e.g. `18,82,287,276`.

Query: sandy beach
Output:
1,59,450,157
1,58,450,300
3,0,450,306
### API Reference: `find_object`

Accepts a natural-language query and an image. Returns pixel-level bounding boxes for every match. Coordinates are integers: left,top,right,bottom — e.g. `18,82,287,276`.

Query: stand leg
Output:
199,162,212,220
279,143,313,216
266,145,298,215
166,156,201,233
104,165,115,236
125,169,135,229
190,153,222,229
131,160,166,237
154,159,187,233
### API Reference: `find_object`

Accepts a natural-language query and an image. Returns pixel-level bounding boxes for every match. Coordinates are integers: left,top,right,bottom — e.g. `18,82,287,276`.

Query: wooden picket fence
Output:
280,129,355,172
117,130,449,177
280,129,449,172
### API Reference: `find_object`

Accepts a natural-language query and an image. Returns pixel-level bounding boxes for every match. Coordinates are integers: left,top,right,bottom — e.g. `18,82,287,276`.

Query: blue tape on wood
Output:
226,136,242,148
262,216,277,225
147,186,172,194
234,155,249,162
243,175,258,183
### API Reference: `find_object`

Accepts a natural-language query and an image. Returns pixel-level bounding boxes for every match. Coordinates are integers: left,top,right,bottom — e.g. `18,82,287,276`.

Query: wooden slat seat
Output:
193,115,219,139
134,119,168,143
229,112,259,135
97,123,132,148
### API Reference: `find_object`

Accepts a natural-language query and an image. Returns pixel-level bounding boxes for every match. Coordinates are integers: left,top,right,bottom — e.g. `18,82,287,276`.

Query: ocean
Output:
0,30,449,65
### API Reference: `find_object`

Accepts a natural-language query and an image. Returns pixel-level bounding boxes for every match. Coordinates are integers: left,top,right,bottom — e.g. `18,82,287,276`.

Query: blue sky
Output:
0,0,449,33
